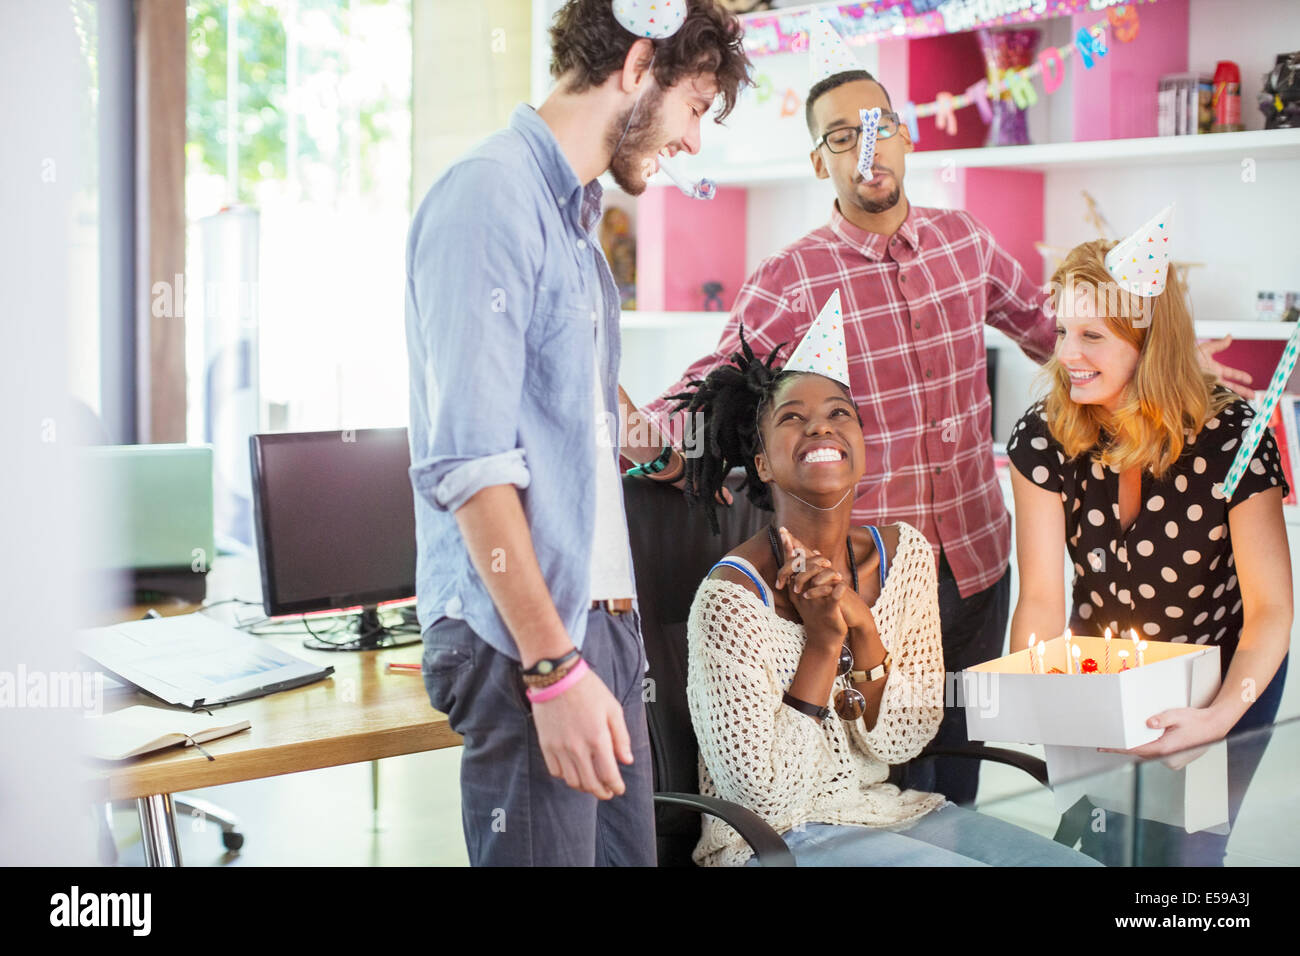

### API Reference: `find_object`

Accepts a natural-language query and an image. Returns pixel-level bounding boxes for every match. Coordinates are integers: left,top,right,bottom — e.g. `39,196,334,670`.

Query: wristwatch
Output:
850,652,892,683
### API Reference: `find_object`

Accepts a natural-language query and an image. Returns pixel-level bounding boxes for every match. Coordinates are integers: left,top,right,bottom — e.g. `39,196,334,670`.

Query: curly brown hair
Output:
548,0,753,122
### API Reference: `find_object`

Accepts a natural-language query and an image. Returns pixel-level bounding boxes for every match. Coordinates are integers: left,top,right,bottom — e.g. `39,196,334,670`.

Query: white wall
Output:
1189,0,1300,133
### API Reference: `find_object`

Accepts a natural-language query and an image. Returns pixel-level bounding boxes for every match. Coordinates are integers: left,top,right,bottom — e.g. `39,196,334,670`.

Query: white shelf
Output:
710,128,1300,186
620,310,725,331
1191,321,1299,341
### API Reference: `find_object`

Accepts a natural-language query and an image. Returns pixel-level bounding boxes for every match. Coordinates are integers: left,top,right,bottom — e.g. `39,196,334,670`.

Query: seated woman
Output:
670,312,1097,867
1007,227,1292,866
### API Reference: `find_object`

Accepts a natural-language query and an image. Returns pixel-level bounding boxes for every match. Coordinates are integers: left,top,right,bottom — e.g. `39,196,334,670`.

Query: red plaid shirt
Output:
642,201,1056,598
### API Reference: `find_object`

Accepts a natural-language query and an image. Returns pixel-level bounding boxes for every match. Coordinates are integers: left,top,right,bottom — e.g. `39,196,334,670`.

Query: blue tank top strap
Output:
867,525,888,588
708,557,772,607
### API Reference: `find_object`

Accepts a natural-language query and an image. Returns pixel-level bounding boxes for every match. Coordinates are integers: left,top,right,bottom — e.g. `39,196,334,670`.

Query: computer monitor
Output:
250,427,419,651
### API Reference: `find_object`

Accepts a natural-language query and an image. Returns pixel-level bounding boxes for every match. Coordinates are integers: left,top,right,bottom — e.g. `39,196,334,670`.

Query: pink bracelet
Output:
525,658,590,703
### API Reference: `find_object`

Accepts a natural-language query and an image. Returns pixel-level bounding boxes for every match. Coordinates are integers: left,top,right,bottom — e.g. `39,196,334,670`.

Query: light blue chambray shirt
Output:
404,103,638,662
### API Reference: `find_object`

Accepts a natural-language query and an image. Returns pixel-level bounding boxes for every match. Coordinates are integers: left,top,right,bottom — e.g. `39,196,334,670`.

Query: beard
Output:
849,179,902,215
605,82,668,196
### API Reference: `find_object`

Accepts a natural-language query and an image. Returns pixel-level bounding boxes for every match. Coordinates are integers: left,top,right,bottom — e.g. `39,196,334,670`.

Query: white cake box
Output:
960,635,1220,750
961,635,1228,833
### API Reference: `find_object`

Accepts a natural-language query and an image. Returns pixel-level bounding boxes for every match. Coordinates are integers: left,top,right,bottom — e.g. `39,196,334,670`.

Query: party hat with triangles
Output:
785,290,850,387
809,14,863,83
1104,203,1175,297
612,0,687,39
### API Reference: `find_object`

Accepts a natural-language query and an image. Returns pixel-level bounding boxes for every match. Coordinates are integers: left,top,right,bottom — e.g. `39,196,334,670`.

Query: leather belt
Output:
590,598,634,616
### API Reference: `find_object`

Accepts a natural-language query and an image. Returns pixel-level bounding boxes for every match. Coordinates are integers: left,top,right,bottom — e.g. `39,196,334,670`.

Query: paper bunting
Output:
785,290,850,387
1104,203,1174,297
1221,321,1300,499
809,14,862,83
857,107,881,179
612,0,686,40
743,0,1138,55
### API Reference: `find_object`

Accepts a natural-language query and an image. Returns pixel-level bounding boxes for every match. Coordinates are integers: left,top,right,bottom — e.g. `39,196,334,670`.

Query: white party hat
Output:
784,290,850,387
1104,203,1175,297
612,0,687,39
809,14,863,83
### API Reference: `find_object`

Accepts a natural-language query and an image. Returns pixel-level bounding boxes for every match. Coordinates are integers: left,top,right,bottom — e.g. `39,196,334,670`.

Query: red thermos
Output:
1212,60,1243,132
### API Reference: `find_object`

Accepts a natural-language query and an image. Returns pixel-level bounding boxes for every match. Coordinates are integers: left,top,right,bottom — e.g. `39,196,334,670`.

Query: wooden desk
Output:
91,561,460,865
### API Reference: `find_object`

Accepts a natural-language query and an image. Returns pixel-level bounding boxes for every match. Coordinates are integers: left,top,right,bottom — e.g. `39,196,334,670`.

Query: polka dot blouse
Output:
1007,390,1291,655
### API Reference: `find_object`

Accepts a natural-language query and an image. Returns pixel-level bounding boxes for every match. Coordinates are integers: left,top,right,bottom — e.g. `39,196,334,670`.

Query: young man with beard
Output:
404,0,750,866
638,68,1252,807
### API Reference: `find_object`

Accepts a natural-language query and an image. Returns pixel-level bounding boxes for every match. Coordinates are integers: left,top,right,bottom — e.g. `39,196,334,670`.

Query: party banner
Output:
741,0,1158,55
742,6,1143,142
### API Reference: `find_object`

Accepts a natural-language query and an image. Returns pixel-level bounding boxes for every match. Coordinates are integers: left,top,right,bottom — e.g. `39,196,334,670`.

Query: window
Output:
185,0,413,442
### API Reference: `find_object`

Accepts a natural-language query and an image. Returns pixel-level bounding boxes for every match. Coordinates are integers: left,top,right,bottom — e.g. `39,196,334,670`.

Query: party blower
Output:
654,153,716,200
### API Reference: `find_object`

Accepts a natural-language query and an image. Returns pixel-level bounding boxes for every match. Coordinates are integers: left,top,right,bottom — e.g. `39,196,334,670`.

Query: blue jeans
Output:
745,802,1101,866
422,608,656,866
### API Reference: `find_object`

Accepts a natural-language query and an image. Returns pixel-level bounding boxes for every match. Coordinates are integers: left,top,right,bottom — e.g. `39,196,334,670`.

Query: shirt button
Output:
577,239,587,250
931,419,938,427
926,369,934,378
590,310,598,321
914,321,921,330
934,466,943,475
936,515,943,523
899,274,907,283
558,197,567,207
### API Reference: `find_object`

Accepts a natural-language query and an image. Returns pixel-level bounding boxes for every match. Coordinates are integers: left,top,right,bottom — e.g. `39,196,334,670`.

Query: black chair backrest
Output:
621,472,768,866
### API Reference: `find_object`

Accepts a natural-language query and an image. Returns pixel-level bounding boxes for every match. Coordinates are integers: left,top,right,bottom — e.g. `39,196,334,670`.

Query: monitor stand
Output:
302,606,422,652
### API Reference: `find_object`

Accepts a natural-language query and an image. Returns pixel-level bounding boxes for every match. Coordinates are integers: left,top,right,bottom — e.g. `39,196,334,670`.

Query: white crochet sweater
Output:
686,522,947,867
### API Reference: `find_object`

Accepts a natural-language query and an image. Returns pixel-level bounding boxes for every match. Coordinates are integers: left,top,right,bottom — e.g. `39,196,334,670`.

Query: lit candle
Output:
1036,642,1046,675
1072,643,1081,675
1137,640,1148,668
1118,649,1130,672
1104,627,1112,674
1062,628,1073,673
1130,628,1140,659
1027,634,1037,674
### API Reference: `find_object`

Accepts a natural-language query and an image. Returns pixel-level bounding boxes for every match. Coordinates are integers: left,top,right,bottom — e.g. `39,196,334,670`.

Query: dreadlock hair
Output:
667,327,862,534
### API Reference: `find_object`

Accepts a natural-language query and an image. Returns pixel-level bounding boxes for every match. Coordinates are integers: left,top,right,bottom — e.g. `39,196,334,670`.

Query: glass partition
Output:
973,715,1299,866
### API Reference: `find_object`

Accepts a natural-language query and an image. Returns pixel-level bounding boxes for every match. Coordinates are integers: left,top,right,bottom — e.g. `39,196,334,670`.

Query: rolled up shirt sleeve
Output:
414,448,531,515
406,158,540,513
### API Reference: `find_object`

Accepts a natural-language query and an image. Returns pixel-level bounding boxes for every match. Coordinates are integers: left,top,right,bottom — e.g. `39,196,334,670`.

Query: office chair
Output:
621,472,1070,867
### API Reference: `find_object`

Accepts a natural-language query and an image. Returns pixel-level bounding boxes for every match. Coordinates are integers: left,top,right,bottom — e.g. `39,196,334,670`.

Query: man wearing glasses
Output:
637,69,1056,807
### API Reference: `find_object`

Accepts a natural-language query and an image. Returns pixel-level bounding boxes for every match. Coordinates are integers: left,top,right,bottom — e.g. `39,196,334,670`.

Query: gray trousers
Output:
422,608,657,866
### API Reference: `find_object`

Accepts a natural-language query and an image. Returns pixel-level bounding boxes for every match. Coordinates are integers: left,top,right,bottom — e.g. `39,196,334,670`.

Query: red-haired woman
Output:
1008,239,1292,866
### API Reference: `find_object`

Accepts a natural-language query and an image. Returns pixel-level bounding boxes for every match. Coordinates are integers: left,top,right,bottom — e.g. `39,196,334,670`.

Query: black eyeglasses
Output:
814,111,902,154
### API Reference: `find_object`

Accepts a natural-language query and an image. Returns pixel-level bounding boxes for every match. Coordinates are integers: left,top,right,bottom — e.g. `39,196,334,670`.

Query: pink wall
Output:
956,166,1045,280
1072,0,1189,141
635,185,747,313
959,168,1046,281
907,30,991,151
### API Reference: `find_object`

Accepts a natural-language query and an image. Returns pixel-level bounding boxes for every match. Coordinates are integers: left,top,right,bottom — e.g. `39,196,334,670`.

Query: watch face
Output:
537,660,554,675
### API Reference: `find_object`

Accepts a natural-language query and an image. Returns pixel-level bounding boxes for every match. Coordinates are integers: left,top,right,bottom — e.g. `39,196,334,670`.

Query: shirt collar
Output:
509,103,603,232
829,200,922,261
